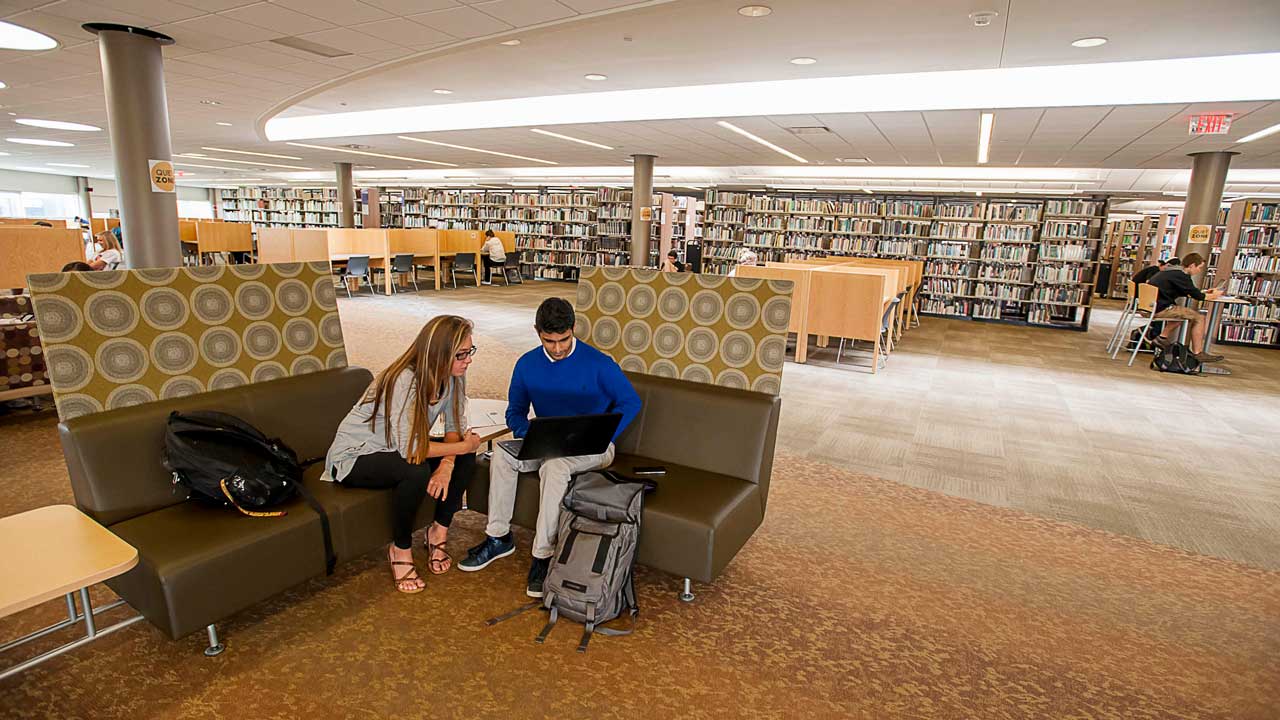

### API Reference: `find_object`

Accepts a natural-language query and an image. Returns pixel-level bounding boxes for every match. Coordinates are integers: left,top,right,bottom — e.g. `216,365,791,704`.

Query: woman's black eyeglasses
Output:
455,346,478,360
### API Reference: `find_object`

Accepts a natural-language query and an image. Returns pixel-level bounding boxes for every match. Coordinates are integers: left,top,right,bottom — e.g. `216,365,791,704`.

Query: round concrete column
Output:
84,23,181,269
630,154,656,266
336,162,355,228
1175,151,1237,286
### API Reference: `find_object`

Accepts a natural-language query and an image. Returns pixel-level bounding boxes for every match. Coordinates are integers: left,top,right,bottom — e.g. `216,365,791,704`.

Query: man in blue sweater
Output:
459,297,642,598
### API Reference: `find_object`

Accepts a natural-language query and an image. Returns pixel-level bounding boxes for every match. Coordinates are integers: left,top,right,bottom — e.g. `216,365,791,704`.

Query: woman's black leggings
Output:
340,451,475,549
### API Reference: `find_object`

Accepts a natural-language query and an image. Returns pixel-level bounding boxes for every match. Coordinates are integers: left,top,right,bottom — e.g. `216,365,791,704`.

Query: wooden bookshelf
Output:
1214,198,1280,348
218,187,356,228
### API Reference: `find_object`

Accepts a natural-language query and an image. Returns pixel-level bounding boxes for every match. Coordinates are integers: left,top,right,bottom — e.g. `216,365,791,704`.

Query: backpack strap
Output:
591,535,613,574
219,478,286,518
535,606,559,644
484,600,541,627
293,482,337,575
557,529,580,564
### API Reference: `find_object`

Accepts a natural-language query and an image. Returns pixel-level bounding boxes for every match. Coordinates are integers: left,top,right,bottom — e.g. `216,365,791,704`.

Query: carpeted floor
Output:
0,282,1277,718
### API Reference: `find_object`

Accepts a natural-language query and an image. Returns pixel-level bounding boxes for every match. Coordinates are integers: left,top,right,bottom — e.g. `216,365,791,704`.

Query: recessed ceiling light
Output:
789,57,817,65
285,142,458,167
499,39,521,46
433,88,453,95
1071,37,1107,48
530,128,614,150
6,137,73,146
835,157,870,163
584,73,607,81
737,5,771,17
47,162,89,168
716,120,807,163
200,99,221,106
15,118,100,131
200,146,303,160
0,21,57,51
6,113,15,116
397,135,557,165
1237,122,1280,143
216,122,233,127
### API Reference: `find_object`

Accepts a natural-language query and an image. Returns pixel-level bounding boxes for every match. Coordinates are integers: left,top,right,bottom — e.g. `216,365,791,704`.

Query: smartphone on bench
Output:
633,466,667,476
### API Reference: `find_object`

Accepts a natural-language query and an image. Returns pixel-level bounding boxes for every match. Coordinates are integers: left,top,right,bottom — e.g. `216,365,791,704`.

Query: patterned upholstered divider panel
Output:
1,294,47,396
28,262,345,420
574,267,792,395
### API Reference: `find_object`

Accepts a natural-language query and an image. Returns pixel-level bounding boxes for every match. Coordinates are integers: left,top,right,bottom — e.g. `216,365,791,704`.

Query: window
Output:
21,192,80,219
178,200,214,219
0,191,21,218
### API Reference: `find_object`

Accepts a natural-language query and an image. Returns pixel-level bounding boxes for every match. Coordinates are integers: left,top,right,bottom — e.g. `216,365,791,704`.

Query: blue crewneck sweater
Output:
506,340,641,442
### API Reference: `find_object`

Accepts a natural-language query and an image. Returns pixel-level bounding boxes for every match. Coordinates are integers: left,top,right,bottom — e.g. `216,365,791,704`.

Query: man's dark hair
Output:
1181,252,1205,268
535,297,575,334
667,250,678,258
33,221,53,227
61,261,92,272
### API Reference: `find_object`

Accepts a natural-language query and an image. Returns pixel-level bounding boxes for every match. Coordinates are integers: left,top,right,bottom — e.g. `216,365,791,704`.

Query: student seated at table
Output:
660,249,685,273
727,247,759,277
459,297,642,599
1131,257,1173,287
87,232,122,270
323,315,483,594
60,262,93,272
1148,252,1224,364
480,229,506,285
33,220,53,228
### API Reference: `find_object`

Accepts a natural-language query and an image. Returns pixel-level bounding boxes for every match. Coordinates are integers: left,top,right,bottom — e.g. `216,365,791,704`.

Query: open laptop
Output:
498,413,622,461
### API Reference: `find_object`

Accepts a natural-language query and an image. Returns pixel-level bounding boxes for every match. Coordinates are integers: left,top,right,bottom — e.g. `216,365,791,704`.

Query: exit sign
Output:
1189,114,1233,135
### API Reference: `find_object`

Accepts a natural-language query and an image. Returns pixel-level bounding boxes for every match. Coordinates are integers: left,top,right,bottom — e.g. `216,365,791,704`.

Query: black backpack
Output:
162,410,336,574
1151,342,1202,375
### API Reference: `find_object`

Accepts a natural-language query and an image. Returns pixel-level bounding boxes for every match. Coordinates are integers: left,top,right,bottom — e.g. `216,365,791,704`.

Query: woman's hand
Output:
461,430,482,453
428,461,452,500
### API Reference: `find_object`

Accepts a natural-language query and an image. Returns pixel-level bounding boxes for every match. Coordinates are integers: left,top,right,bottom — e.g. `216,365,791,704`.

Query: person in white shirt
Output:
727,247,759,277
87,231,122,271
480,229,506,285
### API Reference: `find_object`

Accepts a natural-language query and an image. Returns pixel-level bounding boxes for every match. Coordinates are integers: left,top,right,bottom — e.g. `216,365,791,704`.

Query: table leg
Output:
79,587,96,638
1204,302,1222,354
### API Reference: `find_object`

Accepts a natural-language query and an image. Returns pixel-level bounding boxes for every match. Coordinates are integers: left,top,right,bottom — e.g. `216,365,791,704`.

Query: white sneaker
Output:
481,281,492,286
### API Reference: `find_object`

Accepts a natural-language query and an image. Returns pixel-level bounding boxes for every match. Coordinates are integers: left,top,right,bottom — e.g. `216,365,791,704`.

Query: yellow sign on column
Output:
148,159,175,193
1188,224,1212,244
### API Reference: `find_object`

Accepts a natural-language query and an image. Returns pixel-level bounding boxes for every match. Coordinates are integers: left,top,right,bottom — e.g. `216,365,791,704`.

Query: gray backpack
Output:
488,470,654,652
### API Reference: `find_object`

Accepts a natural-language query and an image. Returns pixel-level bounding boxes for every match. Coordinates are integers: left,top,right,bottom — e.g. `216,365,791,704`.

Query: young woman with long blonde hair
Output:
324,315,482,593
87,231,122,270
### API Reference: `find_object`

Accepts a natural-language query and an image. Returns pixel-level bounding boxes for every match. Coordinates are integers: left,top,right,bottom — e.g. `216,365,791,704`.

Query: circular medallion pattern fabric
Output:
685,327,718,363
575,281,596,310
751,374,781,395
622,320,652,354
291,355,323,375
631,269,659,283
761,296,791,334
652,323,684,358
191,284,234,325
106,383,157,410
186,266,224,282
140,287,190,331
229,264,266,280
84,291,139,337
715,368,749,390
690,290,725,326
592,316,621,350
619,354,646,373
150,332,199,376
601,267,629,281
325,348,347,369
95,337,149,384
200,326,242,368
626,283,657,319
208,367,249,391
77,270,127,289
695,274,727,290
767,279,794,295
56,393,102,419
28,272,70,293
32,296,82,343
283,317,318,355
730,277,763,292
312,275,338,311
680,364,713,384
271,262,303,278
596,282,626,315
235,281,275,320
276,279,312,317
725,292,762,330
719,330,756,369
649,358,678,378
46,345,94,392
319,312,344,347
251,362,287,383
757,335,787,372
243,321,282,361
160,375,204,399
657,286,690,322
573,313,591,340
662,271,692,286
135,268,180,286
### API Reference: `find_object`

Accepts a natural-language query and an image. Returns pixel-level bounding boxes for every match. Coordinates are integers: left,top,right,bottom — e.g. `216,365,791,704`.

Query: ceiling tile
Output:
94,0,207,23
471,0,575,26
411,5,513,38
39,0,159,26
297,27,394,54
218,3,336,35
556,0,636,12
352,18,456,48
362,0,459,14
272,0,394,26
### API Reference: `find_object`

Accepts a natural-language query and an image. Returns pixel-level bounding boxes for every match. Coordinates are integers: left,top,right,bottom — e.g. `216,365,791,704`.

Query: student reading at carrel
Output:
459,297,641,599
1147,252,1225,364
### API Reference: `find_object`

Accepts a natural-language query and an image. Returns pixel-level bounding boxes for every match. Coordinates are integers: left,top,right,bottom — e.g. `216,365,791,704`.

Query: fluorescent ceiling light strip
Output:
16,118,100,131
529,128,614,150
177,153,310,170
266,53,1280,141
285,142,457,167
1236,122,1280,144
174,161,252,172
200,146,303,160
397,135,557,165
717,121,807,163
977,112,994,164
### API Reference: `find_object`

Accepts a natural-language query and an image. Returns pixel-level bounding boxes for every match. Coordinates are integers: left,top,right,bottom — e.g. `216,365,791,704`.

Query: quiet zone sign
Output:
149,159,175,193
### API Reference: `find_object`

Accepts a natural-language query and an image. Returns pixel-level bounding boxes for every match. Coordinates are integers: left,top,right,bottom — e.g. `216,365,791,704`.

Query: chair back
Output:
503,250,521,268
1136,282,1160,313
1126,280,1137,301
454,252,476,271
881,296,902,332
391,253,413,273
346,255,370,275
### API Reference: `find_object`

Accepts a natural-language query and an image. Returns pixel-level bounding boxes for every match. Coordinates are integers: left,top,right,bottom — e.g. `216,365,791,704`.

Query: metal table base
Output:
0,588,144,681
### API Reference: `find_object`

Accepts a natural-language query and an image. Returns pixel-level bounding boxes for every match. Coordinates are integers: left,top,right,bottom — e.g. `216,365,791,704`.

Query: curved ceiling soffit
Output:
254,0,678,143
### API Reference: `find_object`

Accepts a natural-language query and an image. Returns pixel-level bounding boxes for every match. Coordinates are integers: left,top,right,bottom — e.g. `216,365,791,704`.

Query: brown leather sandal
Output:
426,542,452,575
390,560,424,594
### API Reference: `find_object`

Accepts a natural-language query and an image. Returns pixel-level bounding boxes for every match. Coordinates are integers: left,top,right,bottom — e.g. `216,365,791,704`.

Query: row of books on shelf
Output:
1216,323,1278,345
1232,254,1280,273
220,188,340,200
1225,277,1279,298
220,210,338,225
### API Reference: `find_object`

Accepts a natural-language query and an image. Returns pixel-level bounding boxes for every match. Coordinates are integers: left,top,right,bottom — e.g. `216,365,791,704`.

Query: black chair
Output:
336,255,373,297
836,294,902,371
375,253,418,293
496,250,523,286
451,252,480,289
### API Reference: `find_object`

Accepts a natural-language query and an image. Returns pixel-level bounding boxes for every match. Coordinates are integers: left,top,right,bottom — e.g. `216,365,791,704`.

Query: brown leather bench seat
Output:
467,372,781,584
